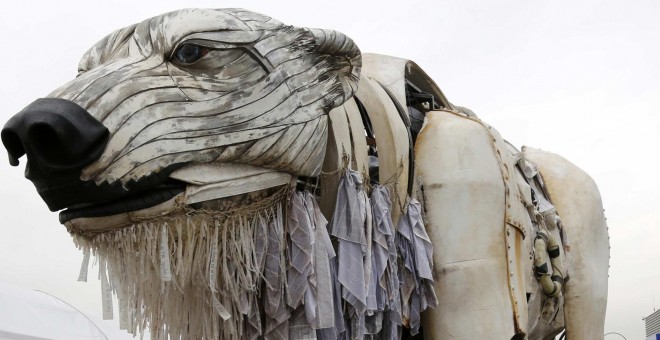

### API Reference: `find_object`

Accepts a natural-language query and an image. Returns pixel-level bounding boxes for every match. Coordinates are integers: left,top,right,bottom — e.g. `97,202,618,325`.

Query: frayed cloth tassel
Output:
308,193,336,330
328,171,409,340
286,191,315,309
368,185,402,338
330,170,369,339
330,171,407,339
264,204,290,340
397,198,438,335
71,189,287,340
77,249,90,282
70,174,438,339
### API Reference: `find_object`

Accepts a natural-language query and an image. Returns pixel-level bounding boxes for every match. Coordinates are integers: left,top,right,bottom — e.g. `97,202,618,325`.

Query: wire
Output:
604,331,627,339
34,289,110,340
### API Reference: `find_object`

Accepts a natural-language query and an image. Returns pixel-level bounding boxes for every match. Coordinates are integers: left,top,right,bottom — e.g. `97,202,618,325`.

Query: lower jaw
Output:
59,185,185,224
62,186,287,236
62,194,183,236
61,164,294,234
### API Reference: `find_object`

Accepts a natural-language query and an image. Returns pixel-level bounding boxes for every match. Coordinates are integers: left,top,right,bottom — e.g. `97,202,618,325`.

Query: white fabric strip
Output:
159,223,172,282
77,249,90,282
100,261,113,320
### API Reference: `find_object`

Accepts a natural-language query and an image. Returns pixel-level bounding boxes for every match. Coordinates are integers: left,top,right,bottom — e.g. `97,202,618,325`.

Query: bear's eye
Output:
172,44,209,64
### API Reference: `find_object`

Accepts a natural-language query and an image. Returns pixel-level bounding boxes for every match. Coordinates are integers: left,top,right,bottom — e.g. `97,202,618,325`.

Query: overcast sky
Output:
1,1,658,339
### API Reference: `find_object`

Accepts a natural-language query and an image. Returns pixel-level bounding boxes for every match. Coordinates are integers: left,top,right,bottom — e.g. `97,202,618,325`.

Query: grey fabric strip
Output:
264,206,290,339
308,192,335,330
251,172,435,338
286,191,314,308
397,197,438,335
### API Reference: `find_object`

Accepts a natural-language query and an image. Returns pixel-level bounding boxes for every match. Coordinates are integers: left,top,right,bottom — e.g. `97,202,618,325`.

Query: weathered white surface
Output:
416,110,516,339
184,172,291,204
360,54,409,110
46,9,359,185
525,147,609,339
355,76,409,224
342,99,369,175
361,53,452,112
319,105,354,218
170,162,277,185
172,161,292,206
414,106,608,339
331,53,609,339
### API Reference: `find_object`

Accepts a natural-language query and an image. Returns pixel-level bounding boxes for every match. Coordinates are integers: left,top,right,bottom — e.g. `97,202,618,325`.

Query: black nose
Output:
2,98,108,175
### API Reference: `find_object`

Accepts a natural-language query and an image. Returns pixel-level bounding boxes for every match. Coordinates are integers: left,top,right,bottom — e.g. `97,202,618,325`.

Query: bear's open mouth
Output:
58,183,185,223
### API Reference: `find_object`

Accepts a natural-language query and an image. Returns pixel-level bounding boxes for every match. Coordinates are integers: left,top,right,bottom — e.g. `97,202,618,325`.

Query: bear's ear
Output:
77,24,138,75
307,28,362,109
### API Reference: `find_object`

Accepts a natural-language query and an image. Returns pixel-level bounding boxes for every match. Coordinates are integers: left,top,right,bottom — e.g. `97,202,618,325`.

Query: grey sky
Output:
0,1,658,338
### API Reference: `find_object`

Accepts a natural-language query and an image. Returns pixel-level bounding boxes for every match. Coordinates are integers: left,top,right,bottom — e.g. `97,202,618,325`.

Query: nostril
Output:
1,129,25,166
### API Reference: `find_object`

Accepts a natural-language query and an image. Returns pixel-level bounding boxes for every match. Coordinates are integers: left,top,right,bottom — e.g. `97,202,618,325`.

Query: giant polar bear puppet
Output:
1,8,609,340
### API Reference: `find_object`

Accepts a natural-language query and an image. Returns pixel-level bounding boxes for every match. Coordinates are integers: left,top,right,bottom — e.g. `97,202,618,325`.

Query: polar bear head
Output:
2,8,360,223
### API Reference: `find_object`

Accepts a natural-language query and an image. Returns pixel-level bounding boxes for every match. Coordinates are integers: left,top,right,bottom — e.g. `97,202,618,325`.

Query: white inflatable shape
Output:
0,282,135,340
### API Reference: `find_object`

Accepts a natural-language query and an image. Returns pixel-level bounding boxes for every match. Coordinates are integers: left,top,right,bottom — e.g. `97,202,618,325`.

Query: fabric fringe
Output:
70,170,438,339
70,188,288,340
397,197,438,335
